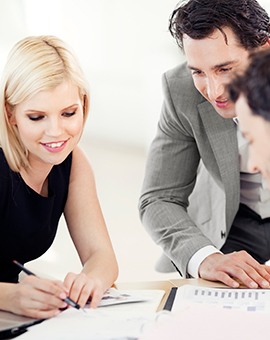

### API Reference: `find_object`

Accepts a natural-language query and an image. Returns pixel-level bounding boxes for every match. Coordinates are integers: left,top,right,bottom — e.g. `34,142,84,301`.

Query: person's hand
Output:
8,275,69,318
199,251,270,288
64,272,104,309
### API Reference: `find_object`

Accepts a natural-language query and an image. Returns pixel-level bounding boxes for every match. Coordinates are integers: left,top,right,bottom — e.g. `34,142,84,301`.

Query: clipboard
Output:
0,310,44,340
163,287,177,311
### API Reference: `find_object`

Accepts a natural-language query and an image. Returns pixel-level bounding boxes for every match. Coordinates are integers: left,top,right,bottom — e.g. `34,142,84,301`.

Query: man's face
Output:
236,95,270,189
183,27,250,118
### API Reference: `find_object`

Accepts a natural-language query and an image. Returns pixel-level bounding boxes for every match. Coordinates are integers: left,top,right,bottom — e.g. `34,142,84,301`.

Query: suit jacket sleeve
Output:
138,64,215,277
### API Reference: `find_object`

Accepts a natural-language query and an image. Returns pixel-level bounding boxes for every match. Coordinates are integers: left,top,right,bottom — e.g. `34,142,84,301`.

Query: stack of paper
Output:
139,284,270,340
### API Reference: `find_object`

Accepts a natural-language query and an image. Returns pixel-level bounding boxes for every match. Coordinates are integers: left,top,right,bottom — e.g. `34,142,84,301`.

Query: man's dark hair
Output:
169,0,270,50
228,48,270,122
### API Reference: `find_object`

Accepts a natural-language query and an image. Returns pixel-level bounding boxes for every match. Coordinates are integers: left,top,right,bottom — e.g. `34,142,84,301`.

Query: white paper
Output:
17,309,162,340
172,284,270,312
95,288,151,307
97,289,165,313
16,289,165,339
139,303,270,340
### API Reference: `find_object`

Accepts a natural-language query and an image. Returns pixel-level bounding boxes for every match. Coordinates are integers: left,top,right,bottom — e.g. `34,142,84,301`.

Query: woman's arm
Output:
63,145,118,308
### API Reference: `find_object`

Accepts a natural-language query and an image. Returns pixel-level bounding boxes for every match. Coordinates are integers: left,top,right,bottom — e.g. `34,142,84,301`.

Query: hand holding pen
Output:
13,260,83,317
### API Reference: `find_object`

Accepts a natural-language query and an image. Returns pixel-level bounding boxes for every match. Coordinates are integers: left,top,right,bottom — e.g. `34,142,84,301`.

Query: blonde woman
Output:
0,36,118,318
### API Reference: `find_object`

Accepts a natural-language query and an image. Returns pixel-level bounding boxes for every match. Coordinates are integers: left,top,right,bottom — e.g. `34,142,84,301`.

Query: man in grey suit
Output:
139,0,270,288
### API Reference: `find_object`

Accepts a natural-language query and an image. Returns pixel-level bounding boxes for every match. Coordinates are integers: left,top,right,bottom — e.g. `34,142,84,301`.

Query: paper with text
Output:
172,284,270,312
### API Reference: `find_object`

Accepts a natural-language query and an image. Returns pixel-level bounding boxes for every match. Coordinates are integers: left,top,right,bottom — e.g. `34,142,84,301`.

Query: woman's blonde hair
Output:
0,35,90,172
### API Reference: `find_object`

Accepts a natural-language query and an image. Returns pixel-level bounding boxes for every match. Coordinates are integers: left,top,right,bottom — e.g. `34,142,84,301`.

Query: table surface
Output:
114,280,175,311
114,278,230,311
170,278,228,288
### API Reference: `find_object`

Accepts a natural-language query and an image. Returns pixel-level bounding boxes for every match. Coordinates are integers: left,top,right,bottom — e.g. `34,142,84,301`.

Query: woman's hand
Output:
7,275,69,319
64,272,104,309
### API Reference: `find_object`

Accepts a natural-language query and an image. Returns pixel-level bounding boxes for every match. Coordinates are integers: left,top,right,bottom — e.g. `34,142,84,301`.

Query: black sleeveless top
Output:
0,149,72,283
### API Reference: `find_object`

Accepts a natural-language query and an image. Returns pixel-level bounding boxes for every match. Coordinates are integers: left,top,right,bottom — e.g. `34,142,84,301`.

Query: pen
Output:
13,260,84,312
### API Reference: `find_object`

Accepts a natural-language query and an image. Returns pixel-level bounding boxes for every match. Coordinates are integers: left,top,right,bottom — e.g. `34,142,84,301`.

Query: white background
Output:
1,0,269,150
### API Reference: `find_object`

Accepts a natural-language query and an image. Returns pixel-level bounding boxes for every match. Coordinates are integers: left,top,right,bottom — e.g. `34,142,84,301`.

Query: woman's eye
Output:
63,111,76,117
28,115,44,121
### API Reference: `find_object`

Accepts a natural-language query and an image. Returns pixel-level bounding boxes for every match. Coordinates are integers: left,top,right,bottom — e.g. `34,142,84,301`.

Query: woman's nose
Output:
45,118,63,137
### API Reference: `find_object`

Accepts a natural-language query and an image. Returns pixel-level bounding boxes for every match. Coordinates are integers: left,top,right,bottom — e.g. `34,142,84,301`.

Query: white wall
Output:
1,0,270,150
0,0,183,150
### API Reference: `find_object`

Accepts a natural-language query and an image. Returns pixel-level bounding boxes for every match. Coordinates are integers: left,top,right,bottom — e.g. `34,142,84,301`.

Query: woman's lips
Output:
41,140,67,153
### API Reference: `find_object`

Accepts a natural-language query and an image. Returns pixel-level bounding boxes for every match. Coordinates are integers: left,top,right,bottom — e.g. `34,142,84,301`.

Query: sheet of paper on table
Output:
171,284,270,312
96,288,165,313
16,289,165,340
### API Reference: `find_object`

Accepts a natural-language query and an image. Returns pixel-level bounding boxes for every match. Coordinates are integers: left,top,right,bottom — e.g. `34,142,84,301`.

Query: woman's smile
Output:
41,140,69,153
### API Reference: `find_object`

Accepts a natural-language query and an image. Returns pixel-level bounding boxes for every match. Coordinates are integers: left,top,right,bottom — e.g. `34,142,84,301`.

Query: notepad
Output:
0,310,43,340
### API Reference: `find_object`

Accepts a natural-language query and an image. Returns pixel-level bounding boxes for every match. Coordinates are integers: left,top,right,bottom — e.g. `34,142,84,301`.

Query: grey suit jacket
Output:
139,62,240,277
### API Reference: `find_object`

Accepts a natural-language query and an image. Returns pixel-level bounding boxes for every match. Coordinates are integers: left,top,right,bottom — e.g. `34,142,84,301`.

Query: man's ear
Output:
261,39,270,49
5,104,16,125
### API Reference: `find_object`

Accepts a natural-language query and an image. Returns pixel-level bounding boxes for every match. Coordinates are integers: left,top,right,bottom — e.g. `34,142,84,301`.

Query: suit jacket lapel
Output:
198,101,240,229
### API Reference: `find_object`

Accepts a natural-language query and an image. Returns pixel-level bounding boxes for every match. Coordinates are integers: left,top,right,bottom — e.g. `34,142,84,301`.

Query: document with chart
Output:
170,285,270,312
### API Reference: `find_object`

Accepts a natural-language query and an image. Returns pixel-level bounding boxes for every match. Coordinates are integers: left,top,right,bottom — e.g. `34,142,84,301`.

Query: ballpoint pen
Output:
13,260,85,312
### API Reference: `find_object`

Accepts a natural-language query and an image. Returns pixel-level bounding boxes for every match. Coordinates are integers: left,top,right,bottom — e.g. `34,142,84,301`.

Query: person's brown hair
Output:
169,0,270,50
228,49,270,122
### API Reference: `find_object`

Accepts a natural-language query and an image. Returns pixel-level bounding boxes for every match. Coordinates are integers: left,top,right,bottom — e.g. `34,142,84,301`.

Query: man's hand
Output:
199,251,270,288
